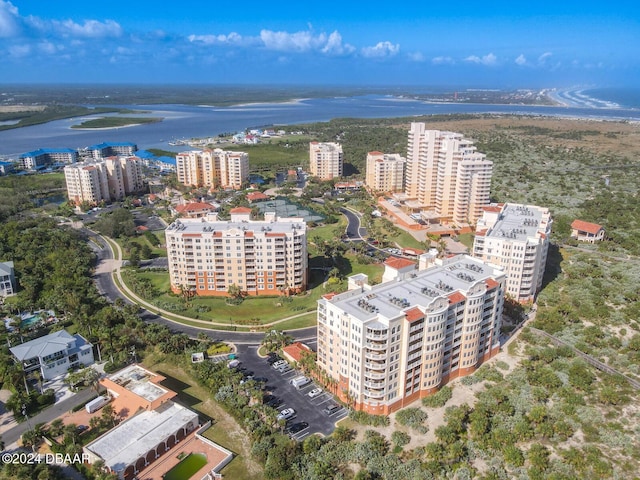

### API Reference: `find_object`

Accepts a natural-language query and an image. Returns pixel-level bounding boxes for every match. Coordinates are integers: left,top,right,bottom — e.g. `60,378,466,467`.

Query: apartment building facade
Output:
87,142,138,159
365,151,406,193
473,203,552,303
64,156,144,205
405,123,492,225
165,209,308,297
175,149,249,190
317,254,505,415
20,148,78,170
309,142,343,180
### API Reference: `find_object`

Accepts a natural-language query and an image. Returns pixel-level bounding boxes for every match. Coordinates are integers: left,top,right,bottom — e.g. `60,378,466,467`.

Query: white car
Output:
307,388,323,398
272,360,287,369
277,408,295,421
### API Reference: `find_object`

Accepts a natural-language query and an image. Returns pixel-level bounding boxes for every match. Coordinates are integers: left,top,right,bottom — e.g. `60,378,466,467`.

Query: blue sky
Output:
1,0,638,87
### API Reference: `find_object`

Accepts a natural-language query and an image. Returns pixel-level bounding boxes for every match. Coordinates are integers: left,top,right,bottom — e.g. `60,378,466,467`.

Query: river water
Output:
1,93,639,158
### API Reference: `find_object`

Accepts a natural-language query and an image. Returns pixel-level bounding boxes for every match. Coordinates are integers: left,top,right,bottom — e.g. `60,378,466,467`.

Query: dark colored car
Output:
287,422,309,435
323,403,341,415
264,395,282,408
266,353,283,364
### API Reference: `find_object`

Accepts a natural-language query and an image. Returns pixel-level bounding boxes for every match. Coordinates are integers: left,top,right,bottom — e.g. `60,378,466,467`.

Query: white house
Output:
10,330,94,381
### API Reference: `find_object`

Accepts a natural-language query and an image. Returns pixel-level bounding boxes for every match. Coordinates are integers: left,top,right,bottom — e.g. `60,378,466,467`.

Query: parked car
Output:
277,408,295,421
323,403,341,415
277,363,292,373
290,376,311,389
307,388,323,398
287,422,309,435
272,360,287,369
264,395,281,408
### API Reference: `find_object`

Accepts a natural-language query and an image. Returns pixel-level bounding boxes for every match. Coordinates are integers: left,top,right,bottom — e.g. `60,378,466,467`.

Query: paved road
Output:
86,229,317,345
2,388,96,446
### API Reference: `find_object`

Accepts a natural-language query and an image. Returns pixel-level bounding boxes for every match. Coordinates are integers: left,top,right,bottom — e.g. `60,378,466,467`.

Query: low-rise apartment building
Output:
176,149,249,190
20,148,78,170
365,151,406,193
309,142,343,180
165,208,308,296
317,254,505,415
87,142,138,159
473,203,552,303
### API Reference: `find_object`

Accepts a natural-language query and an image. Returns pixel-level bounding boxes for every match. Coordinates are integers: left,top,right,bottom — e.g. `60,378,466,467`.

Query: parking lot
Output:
234,344,348,440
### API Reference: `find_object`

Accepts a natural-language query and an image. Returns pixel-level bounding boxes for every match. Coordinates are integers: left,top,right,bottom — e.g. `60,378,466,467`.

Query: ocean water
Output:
582,88,640,110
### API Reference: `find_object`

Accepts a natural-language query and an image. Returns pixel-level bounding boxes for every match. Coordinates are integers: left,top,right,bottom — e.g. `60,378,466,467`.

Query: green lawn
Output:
387,229,426,250
457,232,475,249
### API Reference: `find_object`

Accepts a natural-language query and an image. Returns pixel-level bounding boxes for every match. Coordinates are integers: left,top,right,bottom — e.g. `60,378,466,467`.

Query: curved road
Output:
86,229,316,345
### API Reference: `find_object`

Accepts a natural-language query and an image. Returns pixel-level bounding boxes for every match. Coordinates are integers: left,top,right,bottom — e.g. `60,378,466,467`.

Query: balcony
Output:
365,380,386,389
364,370,386,380
365,351,387,361
366,331,388,341
365,361,386,370
364,389,385,399
365,341,387,351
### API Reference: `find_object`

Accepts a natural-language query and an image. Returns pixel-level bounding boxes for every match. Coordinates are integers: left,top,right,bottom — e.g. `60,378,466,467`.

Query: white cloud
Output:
0,0,20,38
361,41,399,58
432,56,454,65
321,31,354,55
260,29,323,52
54,19,122,38
8,43,29,57
38,41,60,55
464,53,497,66
188,32,244,45
515,54,527,65
538,52,552,64
408,51,425,62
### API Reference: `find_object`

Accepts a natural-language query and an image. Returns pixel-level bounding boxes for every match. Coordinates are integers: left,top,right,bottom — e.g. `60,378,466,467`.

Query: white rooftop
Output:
85,401,199,473
107,364,167,402
484,204,549,242
325,255,503,324
166,216,306,235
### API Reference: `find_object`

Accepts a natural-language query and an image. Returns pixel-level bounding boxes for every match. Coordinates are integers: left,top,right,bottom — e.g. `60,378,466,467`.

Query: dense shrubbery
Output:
348,410,391,427
421,385,453,408
395,408,428,434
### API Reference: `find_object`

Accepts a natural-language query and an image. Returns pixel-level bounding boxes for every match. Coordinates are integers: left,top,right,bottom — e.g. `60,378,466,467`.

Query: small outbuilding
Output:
570,220,605,243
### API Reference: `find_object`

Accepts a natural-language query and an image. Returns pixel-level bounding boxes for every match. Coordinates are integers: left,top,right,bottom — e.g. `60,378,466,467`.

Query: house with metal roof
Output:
9,330,94,381
0,261,16,297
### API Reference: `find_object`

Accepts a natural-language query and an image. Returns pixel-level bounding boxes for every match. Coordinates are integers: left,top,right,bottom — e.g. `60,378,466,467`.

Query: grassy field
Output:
124,250,383,329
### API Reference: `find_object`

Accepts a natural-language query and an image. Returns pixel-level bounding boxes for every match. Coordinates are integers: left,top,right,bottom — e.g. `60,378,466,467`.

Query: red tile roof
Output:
448,291,466,304
246,192,269,202
384,257,416,270
485,278,499,290
175,202,215,213
482,204,504,213
369,151,383,155
404,307,424,323
230,207,252,214
571,219,603,235
322,292,337,300
282,342,312,363
475,229,488,237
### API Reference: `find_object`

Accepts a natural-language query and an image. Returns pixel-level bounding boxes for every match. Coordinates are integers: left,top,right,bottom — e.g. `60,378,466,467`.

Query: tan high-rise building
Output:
165,208,308,297
365,151,405,193
176,149,248,190
317,254,505,415
473,203,552,303
405,124,492,225
64,156,143,205
309,142,343,180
